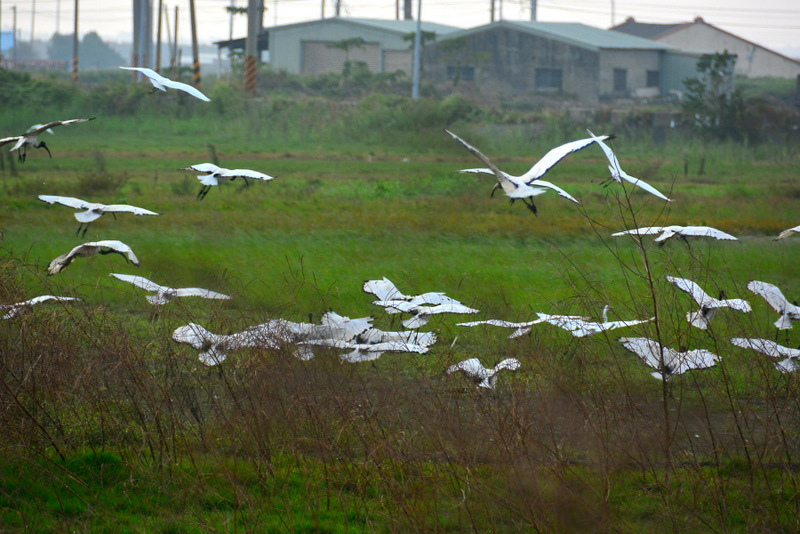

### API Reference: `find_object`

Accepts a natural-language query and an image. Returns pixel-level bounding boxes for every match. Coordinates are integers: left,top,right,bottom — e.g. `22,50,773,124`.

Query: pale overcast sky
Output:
8,0,800,55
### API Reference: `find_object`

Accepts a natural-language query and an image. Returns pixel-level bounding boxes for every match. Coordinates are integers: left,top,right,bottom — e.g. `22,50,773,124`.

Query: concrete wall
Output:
656,23,800,78
269,20,414,75
597,49,662,97
424,27,601,102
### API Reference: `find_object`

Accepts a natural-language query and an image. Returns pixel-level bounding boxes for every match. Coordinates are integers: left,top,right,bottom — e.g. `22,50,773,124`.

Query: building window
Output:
535,68,562,90
613,68,627,92
646,70,660,87
447,65,475,82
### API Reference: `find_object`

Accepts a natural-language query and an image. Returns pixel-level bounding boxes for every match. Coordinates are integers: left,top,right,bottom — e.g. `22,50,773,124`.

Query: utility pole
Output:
30,0,33,42
72,0,78,82
490,0,494,22
244,0,260,93
321,0,324,18
334,0,340,17
163,2,172,68
530,0,536,21
172,5,178,70
411,0,421,99
12,5,16,64
56,0,60,33
155,0,162,71
403,0,411,20
189,0,201,88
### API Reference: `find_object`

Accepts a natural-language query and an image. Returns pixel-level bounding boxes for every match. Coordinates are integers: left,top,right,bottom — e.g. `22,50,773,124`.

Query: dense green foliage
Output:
0,74,799,531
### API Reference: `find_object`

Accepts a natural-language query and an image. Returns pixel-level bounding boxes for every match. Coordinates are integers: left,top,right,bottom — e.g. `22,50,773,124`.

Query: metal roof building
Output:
423,21,703,103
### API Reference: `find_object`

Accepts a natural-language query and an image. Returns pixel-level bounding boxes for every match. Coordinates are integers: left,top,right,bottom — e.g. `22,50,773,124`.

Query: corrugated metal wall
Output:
301,41,382,74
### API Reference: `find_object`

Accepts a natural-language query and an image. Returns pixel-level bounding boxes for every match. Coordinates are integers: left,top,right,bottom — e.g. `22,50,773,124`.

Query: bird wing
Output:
0,136,23,148
320,311,373,341
526,179,580,204
120,66,167,91
90,240,140,265
447,358,484,377
27,118,94,135
102,204,159,216
425,303,480,315
181,163,223,174
746,280,790,314
172,323,216,350
494,358,522,372
363,277,406,301
109,273,164,292
458,319,532,329
38,195,92,209
719,298,751,313
161,78,211,102
173,288,232,300
445,129,518,196
587,129,672,201
666,276,714,307
520,135,609,182
618,336,676,371
731,337,800,359
775,225,800,240
373,299,416,313
611,226,665,237
676,226,738,241
25,295,81,306
674,349,719,375
220,168,276,181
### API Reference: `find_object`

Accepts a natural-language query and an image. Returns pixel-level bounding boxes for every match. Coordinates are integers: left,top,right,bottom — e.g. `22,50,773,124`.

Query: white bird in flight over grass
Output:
457,317,552,338
537,305,654,338
0,118,95,162
373,299,479,329
362,277,460,307
746,280,800,331
1,295,81,319
666,276,751,330
446,128,610,215
730,337,800,373
612,225,737,244
774,225,800,240
447,357,521,389
120,66,211,102
618,337,720,381
109,273,232,305
48,240,140,275
38,195,159,236
586,129,672,202
180,163,276,199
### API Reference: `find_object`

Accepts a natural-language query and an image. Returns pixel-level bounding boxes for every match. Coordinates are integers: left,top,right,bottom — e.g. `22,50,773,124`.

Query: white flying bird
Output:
746,280,800,331
587,129,672,202
447,357,521,389
38,195,159,236
774,225,800,241
618,337,720,381
0,118,95,162
172,323,275,365
730,337,800,373
109,273,231,305
121,66,211,102
457,317,551,338
362,277,460,307
446,129,609,214
373,299,479,329
537,305,654,338
612,225,737,244
299,337,432,363
666,276,751,329
1,295,81,320
180,163,276,199
48,240,140,275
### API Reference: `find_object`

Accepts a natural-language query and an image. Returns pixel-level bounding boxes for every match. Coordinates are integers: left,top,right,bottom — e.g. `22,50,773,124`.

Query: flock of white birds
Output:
2,68,798,389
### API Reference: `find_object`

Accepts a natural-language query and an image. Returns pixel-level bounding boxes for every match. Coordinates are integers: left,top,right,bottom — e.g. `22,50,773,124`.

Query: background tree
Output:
682,50,745,140
47,32,124,70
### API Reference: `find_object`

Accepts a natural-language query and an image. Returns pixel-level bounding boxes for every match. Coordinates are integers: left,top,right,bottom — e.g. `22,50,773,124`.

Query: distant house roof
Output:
213,31,269,51
266,17,460,37
444,20,679,52
213,17,460,52
610,17,689,39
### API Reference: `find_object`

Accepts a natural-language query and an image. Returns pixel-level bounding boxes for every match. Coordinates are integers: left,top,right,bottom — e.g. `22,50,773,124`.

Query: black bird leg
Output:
524,198,538,216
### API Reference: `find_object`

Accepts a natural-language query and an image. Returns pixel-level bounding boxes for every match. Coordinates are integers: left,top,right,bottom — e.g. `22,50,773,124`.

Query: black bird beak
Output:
39,141,52,158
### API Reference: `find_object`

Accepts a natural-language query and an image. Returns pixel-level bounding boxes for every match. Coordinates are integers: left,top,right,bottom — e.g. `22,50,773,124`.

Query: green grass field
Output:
1,95,799,532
